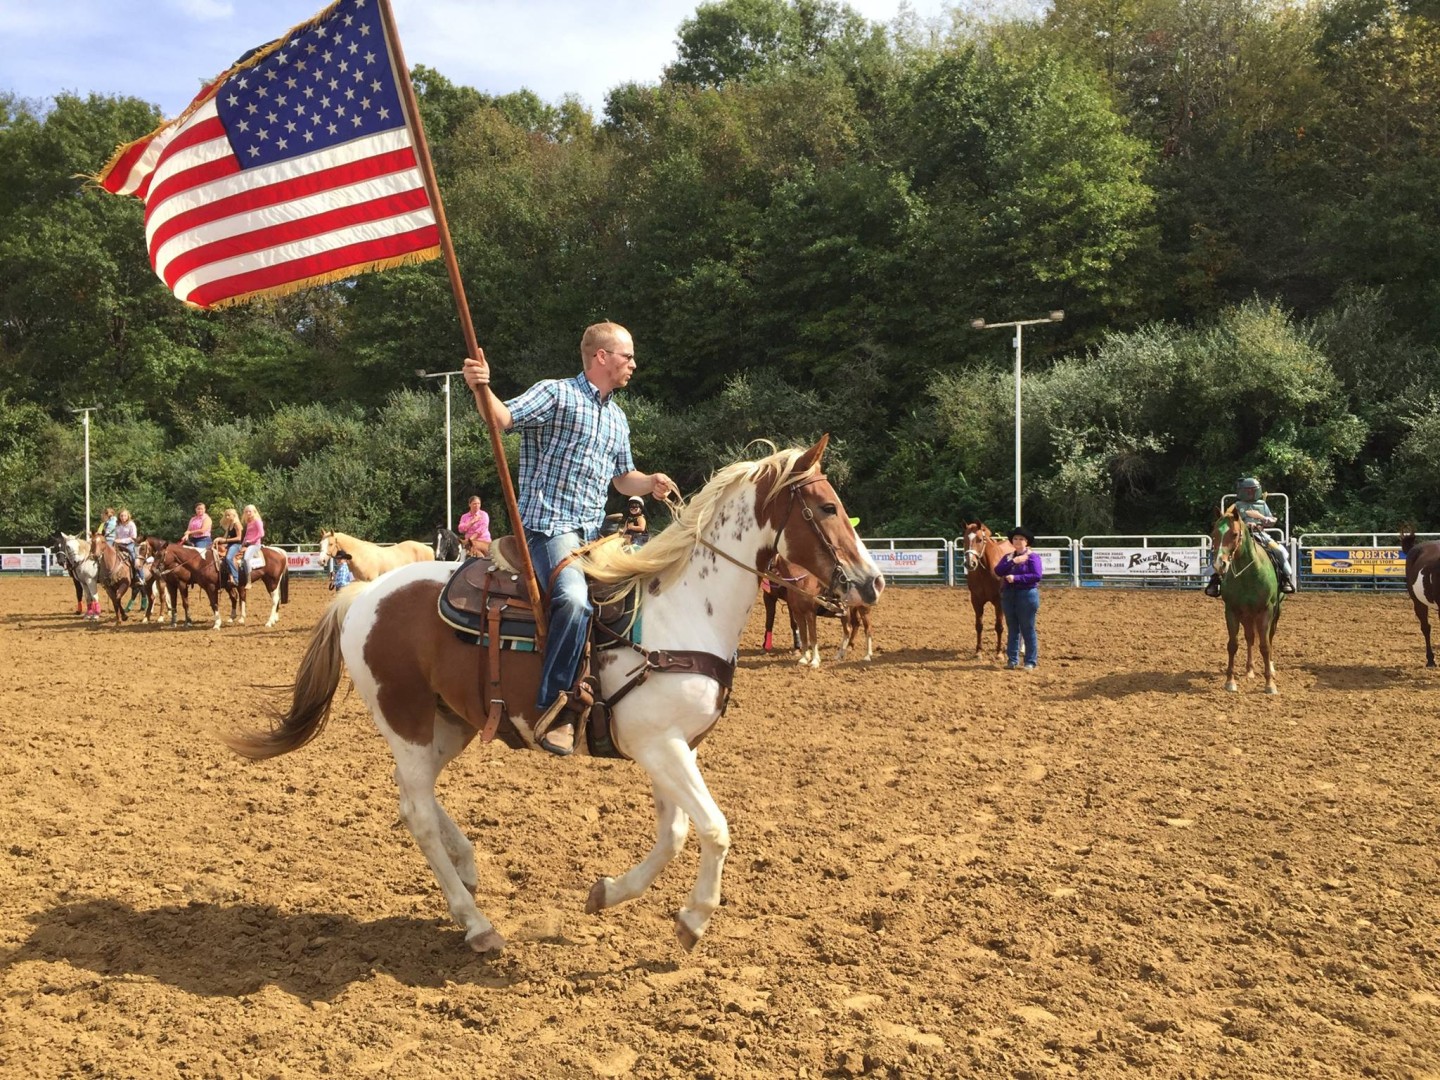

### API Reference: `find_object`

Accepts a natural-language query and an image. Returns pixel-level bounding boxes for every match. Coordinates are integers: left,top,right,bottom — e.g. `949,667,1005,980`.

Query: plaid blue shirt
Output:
505,372,636,537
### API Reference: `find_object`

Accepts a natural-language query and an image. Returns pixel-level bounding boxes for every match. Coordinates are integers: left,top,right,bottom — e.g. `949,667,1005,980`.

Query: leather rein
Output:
694,472,847,613
585,470,849,725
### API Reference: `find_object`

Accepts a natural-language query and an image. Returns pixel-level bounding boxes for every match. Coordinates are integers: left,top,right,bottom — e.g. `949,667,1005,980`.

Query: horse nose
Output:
857,574,884,605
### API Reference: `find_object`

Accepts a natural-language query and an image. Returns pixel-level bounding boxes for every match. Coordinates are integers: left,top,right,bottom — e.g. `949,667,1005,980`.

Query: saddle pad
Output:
246,545,267,570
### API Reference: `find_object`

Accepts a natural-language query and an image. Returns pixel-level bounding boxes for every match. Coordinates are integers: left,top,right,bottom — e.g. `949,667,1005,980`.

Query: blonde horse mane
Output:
580,442,820,599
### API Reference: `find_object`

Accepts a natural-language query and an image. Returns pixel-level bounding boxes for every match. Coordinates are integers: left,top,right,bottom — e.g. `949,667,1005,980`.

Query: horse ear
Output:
795,433,830,474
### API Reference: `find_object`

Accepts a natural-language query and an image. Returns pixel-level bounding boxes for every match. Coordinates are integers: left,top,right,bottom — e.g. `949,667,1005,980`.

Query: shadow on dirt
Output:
1305,664,1434,691
1065,670,1216,698
0,898,514,1001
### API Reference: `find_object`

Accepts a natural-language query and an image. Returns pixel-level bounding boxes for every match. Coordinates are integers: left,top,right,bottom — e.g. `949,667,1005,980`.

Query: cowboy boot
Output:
1279,572,1295,594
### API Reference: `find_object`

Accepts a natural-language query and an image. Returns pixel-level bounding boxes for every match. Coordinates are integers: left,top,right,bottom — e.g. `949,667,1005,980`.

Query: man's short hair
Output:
581,322,629,365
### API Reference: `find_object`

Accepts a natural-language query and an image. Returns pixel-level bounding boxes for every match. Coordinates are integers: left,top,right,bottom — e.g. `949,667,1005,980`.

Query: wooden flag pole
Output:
378,0,546,639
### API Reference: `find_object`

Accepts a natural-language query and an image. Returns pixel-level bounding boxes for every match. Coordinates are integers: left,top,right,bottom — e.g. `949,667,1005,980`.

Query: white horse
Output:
223,437,883,954
52,532,101,619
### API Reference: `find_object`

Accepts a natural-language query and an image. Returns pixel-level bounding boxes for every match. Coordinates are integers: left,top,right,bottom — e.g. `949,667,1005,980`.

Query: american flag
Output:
96,0,439,309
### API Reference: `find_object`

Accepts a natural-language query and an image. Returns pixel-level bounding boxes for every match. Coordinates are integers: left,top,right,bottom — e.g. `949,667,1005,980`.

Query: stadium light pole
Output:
68,406,101,534
417,369,463,530
969,311,1064,528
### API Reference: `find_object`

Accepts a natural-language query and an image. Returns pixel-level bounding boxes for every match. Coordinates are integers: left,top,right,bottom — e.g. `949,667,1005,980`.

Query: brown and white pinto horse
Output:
214,541,290,627
224,437,883,954
961,521,1010,656
1401,528,1440,667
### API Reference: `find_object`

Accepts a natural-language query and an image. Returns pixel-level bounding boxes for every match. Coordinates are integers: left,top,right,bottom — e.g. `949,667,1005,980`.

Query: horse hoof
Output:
466,927,506,955
1224,681,1239,693
586,879,609,915
674,915,701,952
1265,685,1279,696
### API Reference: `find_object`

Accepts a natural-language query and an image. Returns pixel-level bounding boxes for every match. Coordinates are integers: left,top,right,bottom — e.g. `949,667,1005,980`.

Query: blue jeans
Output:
1001,587,1040,668
526,529,595,712
226,544,243,583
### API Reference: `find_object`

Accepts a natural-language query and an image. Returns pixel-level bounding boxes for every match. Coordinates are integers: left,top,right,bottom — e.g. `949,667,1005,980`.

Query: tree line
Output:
3,0,1438,545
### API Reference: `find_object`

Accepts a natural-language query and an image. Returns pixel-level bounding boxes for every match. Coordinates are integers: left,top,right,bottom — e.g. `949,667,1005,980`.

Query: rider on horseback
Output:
462,321,678,757
1204,476,1296,597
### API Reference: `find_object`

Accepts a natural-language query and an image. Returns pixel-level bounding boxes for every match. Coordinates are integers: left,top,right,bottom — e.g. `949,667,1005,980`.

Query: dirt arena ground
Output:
2,575,1439,1079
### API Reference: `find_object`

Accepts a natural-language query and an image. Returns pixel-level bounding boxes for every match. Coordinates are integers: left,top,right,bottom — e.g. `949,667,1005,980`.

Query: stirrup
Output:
534,693,573,756
1279,577,1295,594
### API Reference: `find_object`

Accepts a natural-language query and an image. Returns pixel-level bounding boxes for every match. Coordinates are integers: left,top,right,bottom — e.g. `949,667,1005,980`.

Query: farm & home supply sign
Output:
1309,548,1404,576
1091,547,1205,576
869,548,941,577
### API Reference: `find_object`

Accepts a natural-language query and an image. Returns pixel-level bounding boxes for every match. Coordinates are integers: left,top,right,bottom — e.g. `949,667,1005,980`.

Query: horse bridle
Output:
693,472,850,613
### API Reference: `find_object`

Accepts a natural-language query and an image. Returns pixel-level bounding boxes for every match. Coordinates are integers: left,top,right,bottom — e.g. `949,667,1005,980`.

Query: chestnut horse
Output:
761,552,874,666
1400,528,1440,667
149,542,239,629
961,521,1010,656
1213,505,1282,693
224,437,883,954
87,538,149,626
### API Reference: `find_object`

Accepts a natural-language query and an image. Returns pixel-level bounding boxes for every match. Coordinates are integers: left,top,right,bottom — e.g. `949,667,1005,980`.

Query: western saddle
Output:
438,534,734,758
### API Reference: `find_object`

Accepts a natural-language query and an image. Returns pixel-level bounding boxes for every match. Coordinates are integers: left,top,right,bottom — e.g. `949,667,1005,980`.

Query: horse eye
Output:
821,503,838,516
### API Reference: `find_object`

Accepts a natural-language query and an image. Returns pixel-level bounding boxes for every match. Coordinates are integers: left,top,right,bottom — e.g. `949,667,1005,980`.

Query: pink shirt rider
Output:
186,511,211,539
458,508,490,543
242,517,265,545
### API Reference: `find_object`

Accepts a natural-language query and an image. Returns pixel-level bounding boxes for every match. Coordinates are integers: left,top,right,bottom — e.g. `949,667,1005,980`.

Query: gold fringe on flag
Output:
196,245,442,310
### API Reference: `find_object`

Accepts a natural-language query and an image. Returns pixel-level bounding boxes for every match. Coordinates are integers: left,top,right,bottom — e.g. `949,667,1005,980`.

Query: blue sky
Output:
2,0,961,120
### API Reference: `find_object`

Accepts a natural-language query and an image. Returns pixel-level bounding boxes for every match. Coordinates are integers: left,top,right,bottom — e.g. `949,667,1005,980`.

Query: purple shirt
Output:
995,551,1043,590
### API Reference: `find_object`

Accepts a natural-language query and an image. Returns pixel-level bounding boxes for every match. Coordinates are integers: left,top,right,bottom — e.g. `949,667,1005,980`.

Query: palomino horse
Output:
224,437,883,954
318,530,434,581
1213,505,1282,693
150,543,239,629
961,521,1010,656
1400,528,1440,667
214,541,290,627
51,532,102,619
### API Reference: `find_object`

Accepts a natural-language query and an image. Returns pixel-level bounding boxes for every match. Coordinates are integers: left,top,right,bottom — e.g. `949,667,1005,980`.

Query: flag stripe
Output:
100,137,157,195
148,143,422,259
183,223,440,308
145,127,415,242
161,184,432,286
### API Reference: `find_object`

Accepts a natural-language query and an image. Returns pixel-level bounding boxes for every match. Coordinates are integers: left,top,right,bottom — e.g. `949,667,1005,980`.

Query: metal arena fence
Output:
8,531,1436,593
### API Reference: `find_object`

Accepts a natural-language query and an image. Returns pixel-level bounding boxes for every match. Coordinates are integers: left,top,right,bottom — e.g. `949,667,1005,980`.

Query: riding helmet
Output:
1237,477,1262,501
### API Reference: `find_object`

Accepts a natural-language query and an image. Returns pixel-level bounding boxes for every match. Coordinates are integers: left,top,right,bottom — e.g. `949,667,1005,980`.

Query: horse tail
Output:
221,585,365,760
280,561,290,605
1400,526,1418,554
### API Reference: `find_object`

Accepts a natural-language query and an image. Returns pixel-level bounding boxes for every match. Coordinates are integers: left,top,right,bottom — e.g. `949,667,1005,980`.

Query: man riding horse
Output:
462,321,678,757
1205,476,1295,597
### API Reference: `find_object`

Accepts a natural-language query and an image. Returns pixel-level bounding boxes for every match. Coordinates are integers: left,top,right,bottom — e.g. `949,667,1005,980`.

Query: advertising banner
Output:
1090,547,1205,576
1308,548,1404,577
868,548,941,577
1034,548,1063,575
1,553,45,572
286,552,331,574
